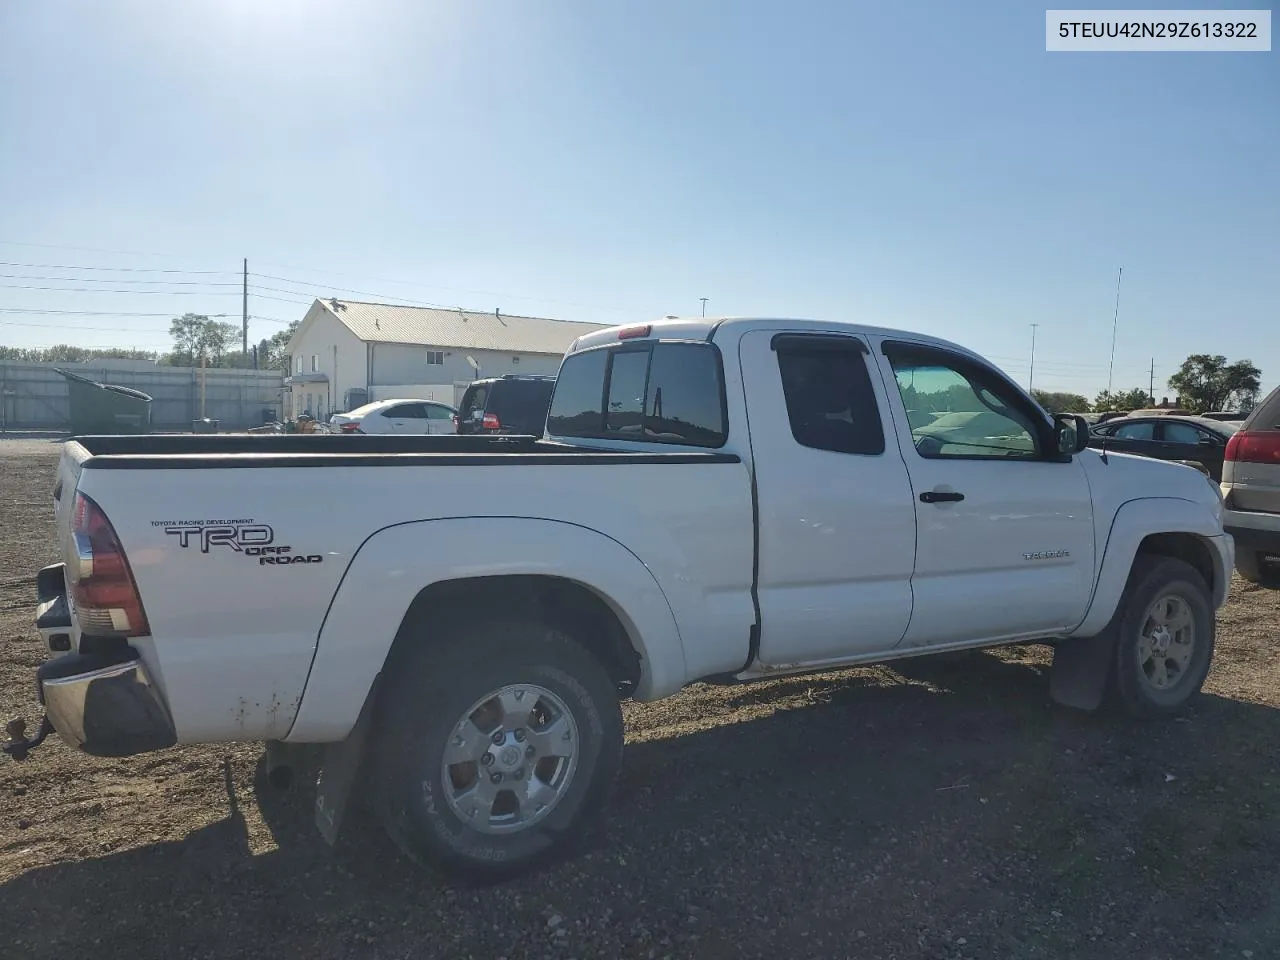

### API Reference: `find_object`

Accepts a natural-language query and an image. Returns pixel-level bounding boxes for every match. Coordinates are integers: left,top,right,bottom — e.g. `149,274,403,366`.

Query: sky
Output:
0,0,1276,400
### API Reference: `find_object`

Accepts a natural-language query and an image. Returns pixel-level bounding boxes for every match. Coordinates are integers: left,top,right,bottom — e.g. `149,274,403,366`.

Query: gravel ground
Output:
2,437,1279,960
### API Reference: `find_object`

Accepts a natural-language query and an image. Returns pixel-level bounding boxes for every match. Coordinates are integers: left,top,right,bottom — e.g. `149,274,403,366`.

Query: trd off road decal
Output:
151,518,322,565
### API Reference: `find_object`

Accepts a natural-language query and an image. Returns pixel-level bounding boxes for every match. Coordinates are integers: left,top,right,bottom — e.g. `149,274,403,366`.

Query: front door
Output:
739,329,917,665
877,340,1096,648
385,402,428,434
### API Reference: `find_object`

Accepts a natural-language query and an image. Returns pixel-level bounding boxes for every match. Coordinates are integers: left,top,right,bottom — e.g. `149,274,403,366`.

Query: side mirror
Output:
1053,414,1090,456
1198,435,1219,446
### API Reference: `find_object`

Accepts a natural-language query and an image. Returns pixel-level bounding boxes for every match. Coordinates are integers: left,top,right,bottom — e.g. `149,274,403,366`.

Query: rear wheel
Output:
1107,555,1215,718
373,620,623,882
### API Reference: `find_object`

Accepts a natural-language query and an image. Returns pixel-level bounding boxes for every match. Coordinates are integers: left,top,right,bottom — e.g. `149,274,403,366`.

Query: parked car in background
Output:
456,375,557,435
1088,415,1240,481
1221,385,1280,587
1201,411,1247,422
328,399,458,435
1127,407,1194,418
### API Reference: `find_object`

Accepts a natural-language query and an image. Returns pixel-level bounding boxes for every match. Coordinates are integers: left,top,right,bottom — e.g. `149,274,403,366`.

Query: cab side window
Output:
884,344,1043,460
773,336,885,455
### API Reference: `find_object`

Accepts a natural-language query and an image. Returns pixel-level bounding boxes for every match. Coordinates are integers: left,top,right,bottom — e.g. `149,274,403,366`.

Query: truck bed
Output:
68,433,741,469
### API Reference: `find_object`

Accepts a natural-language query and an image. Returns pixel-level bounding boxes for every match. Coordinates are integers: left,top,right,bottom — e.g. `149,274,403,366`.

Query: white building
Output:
284,298,607,419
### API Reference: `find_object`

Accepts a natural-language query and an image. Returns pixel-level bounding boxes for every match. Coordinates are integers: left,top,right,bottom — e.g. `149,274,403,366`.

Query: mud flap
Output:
314,679,379,847
1049,634,1116,711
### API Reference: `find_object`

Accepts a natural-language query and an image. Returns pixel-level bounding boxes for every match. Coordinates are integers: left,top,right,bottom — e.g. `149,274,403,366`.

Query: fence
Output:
0,360,285,432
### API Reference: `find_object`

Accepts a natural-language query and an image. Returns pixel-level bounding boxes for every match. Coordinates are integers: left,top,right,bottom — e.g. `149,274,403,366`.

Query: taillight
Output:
1225,430,1280,465
70,492,150,638
339,422,362,434
482,413,501,430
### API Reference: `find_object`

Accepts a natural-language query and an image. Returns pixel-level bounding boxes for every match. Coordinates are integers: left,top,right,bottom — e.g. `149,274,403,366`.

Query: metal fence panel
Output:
0,361,285,432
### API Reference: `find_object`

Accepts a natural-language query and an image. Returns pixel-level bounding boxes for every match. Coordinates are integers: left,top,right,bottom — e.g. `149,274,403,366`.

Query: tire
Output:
1105,555,1215,718
1236,547,1280,589
372,619,624,883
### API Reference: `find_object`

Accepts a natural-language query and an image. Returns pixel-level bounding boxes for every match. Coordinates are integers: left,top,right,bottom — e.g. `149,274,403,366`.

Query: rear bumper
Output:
32,563,176,758
38,653,177,757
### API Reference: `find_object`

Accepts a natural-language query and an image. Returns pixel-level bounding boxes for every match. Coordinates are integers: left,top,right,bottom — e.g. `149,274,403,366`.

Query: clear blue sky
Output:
1,0,1276,399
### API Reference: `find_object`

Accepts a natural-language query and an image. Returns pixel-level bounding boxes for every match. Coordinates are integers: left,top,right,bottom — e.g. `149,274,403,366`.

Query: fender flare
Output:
1071,496,1228,638
284,516,685,742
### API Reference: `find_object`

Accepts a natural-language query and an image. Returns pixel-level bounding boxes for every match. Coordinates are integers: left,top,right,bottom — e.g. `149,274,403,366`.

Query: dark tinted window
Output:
547,342,727,447
1113,421,1155,441
645,343,728,446
488,380,556,431
425,403,454,420
458,386,487,421
1162,421,1207,444
546,349,607,436
606,349,649,433
384,403,426,419
776,344,885,455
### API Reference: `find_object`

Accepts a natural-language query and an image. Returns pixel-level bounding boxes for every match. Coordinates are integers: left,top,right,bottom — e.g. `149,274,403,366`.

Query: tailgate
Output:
52,441,93,549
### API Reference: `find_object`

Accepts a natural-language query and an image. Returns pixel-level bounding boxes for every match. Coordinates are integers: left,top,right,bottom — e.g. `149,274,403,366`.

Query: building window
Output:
512,356,521,365
295,355,303,374
311,354,319,373
426,351,444,365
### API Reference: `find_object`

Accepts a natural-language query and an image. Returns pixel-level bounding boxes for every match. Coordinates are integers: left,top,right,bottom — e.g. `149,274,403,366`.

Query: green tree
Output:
1093,388,1152,412
1032,390,1091,414
166,314,242,367
1167,354,1262,414
0,344,157,363
258,320,300,374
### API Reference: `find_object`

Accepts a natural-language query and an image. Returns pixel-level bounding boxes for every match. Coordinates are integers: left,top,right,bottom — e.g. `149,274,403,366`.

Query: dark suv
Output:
455,375,557,436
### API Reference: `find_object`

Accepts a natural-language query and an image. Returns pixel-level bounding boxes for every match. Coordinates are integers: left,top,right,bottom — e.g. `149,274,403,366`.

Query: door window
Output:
1161,421,1206,444
385,403,426,419
425,403,454,420
884,345,1043,460
774,337,884,455
1112,421,1155,441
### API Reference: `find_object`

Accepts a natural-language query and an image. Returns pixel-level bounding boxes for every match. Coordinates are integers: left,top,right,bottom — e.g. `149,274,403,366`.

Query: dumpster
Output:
56,369,153,435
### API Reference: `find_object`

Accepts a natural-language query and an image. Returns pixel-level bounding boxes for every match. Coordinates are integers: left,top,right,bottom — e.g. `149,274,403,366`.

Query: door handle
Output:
920,490,964,504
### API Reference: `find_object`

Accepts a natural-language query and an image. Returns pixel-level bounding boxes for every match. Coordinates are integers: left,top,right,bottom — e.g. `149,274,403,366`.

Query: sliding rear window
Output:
546,341,728,448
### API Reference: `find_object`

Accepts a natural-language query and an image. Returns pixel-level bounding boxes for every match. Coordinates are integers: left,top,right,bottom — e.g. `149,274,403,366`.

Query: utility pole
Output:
1028,323,1039,393
700,298,709,318
1149,358,1155,405
242,257,249,356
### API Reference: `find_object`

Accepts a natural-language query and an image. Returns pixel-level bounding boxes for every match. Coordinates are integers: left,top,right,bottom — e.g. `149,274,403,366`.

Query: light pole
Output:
1028,323,1039,393
700,298,709,318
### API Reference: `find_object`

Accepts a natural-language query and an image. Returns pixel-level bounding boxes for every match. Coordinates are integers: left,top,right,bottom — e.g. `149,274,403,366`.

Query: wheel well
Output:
1138,532,1215,593
385,575,642,696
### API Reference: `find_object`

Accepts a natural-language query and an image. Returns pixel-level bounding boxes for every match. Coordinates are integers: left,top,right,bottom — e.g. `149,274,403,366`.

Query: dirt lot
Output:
2,438,1279,960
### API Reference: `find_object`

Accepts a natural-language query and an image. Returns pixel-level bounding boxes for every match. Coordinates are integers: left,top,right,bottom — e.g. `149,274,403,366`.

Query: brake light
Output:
617,325,651,340
70,492,150,638
482,413,501,430
1225,430,1280,465
339,422,362,433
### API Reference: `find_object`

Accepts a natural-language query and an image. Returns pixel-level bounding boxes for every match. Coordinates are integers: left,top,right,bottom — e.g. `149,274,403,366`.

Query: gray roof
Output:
317,299,608,355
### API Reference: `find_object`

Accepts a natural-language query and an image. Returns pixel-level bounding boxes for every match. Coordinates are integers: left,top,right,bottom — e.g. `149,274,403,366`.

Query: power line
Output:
0,272,240,286
251,273,452,309
0,261,235,275
0,283,240,295
0,307,223,317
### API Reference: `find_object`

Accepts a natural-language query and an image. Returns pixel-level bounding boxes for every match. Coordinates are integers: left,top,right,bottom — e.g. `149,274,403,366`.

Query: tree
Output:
0,344,158,363
258,320,300,374
166,314,243,368
1167,354,1262,414
1032,390,1091,414
1093,388,1152,412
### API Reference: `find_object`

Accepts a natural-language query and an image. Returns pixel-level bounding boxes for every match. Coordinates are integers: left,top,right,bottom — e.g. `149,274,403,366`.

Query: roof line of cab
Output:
567,316,980,362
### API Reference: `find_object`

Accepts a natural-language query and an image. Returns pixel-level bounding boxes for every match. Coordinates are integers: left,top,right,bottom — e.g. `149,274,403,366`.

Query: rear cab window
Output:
547,340,728,447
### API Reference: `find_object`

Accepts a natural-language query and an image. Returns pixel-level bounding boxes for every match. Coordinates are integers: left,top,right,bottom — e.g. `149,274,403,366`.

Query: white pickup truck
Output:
9,316,1233,881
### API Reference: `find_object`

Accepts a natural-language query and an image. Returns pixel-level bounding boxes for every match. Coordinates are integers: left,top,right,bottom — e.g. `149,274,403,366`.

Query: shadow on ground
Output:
5,653,1280,960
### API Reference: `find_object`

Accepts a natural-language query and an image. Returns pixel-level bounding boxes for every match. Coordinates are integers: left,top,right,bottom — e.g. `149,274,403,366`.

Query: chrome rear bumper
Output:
39,654,177,756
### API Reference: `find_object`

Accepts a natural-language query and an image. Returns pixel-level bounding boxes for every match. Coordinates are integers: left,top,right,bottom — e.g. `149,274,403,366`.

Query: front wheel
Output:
1107,555,1215,718
372,620,624,882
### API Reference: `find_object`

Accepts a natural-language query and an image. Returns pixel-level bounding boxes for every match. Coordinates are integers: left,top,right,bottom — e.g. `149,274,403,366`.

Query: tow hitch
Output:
3,716,54,761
